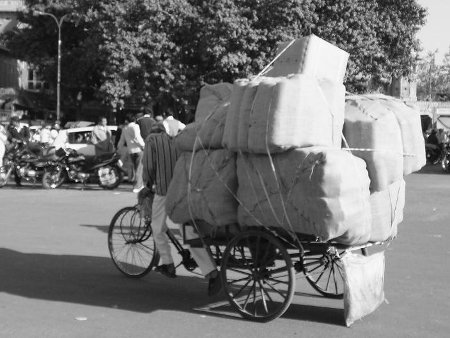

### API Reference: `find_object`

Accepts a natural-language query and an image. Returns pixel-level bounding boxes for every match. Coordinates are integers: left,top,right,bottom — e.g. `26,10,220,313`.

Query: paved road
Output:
0,169,449,338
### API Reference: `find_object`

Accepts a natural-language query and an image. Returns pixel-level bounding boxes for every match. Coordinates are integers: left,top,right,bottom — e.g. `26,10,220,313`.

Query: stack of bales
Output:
223,35,372,245
166,35,426,245
165,83,239,227
343,94,426,241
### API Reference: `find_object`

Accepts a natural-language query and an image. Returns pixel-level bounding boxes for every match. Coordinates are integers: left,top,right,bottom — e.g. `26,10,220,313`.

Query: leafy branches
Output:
2,0,427,117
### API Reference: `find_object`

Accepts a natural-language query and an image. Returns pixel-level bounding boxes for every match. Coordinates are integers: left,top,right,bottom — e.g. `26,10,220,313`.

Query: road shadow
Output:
194,299,343,325
80,224,183,237
0,248,344,325
80,224,110,233
415,164,447,175
0,248,216,314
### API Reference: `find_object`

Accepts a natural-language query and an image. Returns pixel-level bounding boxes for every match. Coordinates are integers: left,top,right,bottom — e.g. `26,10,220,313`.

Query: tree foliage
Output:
416,48,450,101
1,0,427,119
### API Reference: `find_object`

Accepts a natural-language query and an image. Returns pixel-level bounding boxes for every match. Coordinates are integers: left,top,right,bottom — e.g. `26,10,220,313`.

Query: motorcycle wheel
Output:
98,165,122,190
442,155,450,172
426,149,439,165
42,168,66,189
0,164,13,188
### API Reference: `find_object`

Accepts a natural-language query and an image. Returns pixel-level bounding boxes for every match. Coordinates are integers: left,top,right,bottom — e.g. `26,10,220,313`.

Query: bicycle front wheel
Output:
108,206,159,278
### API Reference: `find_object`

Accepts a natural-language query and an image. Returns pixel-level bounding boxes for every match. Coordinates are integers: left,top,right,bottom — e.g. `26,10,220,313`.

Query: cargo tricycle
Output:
108,205,383,322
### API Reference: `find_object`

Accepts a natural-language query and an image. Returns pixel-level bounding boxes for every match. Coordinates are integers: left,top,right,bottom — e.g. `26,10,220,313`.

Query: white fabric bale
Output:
344,96,404,192
197,104,229,150
376,95,426,175
343,251,385,327
165,150,238,227
176,104,229,152
175,123,201,152
320,79,346,147
222,79,249,150
237,147,372,245
195,83,233,123
236,79,262,152
369,179,405,242
247,74,345,153
265,34,349,83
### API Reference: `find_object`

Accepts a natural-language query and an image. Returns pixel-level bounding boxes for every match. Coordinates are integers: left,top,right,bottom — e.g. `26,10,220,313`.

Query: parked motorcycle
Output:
42,148,123,189
0,142,56,188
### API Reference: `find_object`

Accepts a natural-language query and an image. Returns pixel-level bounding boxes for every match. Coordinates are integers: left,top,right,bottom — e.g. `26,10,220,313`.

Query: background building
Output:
0,0,25,123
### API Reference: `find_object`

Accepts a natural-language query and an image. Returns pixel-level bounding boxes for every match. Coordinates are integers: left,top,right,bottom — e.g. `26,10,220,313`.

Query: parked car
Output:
52,126,133,179
53,126,118,156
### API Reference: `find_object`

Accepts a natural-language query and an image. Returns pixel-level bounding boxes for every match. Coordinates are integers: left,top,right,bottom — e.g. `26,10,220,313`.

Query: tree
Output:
2,0,427,120
416,48,450,101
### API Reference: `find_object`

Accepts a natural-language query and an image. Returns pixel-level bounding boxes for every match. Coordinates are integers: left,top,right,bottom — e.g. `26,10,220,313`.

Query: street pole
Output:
35,11,69,122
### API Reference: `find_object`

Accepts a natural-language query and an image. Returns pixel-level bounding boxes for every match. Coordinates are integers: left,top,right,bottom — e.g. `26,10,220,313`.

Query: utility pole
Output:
34,11,70,121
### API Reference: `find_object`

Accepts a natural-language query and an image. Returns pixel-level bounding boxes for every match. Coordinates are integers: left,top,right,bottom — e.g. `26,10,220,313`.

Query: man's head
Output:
10,116,20,127
126,113,136,124
143,106,153,117
98,116,107,127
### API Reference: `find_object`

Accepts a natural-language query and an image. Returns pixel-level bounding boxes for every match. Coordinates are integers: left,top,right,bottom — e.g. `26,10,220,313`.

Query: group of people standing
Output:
32,122,61,146
116,109,186,193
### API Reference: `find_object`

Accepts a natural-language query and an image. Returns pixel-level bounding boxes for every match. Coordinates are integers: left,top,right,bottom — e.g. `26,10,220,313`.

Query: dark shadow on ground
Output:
80,224,110,233
416,164,447,175
0,248,217,314
80,224,183,237
282,303,343,324
194,299,343,325
0,248,344,325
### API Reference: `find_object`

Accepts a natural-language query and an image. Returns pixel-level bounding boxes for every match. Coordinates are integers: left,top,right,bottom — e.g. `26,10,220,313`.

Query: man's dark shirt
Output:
137,116,156,141
142,132,178,196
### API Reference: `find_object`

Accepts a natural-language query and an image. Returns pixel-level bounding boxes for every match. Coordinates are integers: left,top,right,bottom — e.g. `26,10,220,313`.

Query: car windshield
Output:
68,131,91,144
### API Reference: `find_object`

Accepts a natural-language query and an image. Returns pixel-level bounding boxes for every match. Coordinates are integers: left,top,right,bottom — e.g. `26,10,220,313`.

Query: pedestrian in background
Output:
7,116,30,186
7,116,30,144
0,123,8,167
50,122,61,144
163,110,185,137
137,107,156,141
39,124,52,146
437,128,448,151
91,116,114,155
117,113,145,192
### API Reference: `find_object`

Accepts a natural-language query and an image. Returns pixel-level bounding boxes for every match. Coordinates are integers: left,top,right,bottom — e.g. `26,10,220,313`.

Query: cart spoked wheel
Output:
302,248,344,299
221,230,295,322
108,206,159,278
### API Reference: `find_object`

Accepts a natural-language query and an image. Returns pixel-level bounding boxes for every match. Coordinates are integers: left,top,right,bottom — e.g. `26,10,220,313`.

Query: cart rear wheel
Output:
108,206,159,278
221,230,295,322
303,248,344,299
